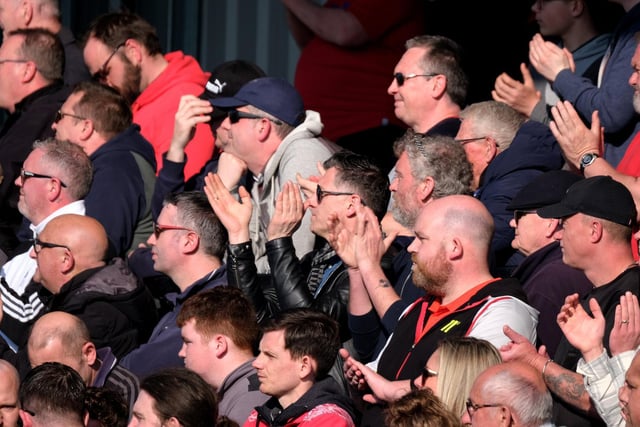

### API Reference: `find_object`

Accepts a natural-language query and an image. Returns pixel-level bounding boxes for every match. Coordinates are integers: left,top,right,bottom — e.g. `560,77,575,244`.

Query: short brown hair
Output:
71,81,132,139
177,287,259,352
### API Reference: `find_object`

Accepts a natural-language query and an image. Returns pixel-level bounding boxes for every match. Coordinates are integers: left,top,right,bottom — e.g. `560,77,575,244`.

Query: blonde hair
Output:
436,337,502,418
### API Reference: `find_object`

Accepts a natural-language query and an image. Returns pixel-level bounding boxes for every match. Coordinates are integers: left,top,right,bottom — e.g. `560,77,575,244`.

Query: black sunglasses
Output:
227,109,283,125
393,72,438,86
54,110,86,124
513,209,537,224
316,184,361,204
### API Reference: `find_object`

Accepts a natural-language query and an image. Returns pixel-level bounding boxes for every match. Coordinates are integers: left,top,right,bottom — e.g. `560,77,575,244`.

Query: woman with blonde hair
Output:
350,336,501,419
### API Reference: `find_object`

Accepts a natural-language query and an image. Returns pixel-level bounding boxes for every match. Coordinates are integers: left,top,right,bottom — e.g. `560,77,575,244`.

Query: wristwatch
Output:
579,152,599,173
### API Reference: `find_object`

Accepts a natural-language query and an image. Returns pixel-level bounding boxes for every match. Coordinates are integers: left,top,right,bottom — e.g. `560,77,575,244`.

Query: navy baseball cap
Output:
538,175,637,227
201,60,266,123
507,170,583,211
209,77,306,126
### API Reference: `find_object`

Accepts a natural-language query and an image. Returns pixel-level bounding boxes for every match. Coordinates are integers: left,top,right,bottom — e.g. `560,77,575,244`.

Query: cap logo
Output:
206,79,227,95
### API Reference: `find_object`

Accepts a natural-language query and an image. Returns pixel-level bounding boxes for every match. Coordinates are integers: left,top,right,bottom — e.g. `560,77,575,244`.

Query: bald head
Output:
471,361,552,427
418,195,494,253
39,214,108,265
28,311,90,355
28,312,95,385
0,359,20,427
0,359,19,393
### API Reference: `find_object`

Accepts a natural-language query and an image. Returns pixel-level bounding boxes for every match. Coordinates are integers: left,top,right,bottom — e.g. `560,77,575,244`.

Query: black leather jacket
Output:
227,237,350,341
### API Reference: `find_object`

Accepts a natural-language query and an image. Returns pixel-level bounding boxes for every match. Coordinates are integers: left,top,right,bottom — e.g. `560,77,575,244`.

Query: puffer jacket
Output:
40,257,158,358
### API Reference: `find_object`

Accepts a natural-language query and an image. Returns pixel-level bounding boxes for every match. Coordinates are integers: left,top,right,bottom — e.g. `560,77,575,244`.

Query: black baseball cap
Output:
537,176,637,227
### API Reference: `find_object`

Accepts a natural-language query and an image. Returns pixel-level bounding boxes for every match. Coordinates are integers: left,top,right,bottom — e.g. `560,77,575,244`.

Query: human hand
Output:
339,348,368,391
557,294,605,361
354,206,395,271
327,212,358,268
267,181,304,240
610,292,640,355
167,95,212,162
500,325,548,367
296,160,327,203
550,101,602,169
529,33,572,81
203,173,252,243
492,63,540,117
217,152,247,190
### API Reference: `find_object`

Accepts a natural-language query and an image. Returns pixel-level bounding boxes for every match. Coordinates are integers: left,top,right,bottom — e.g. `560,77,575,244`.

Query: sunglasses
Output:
513,209,537,224
153,222,193,239
316,184,360,204
393,72,439,86
227,109,283,125
54,110,86,124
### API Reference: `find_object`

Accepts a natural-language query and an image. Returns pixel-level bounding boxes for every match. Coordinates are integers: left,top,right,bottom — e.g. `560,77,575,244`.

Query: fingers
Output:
338,348,350,361
589,297,604,321
503,325,526,343
538,344,549,358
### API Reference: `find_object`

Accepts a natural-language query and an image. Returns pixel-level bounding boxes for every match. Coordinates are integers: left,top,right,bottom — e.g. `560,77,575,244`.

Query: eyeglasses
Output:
0,58,28,66
393,72,439,87
465,398,502,418
227,109,283,126
30,237,70,254
54,110,86,124
513,209,537,224
19,169,67,188
153,222,193,239
455,137,488,145
93,42,125,82
316,184,360,204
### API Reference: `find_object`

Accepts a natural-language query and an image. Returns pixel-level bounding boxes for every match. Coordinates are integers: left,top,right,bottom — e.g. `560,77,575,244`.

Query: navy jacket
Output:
475,121,564,276
552,2,640,166
85,125,156,257
120,265,227,378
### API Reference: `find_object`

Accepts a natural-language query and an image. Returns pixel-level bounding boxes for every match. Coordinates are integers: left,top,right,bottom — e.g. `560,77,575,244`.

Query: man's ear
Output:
418,176,435,203
544,218,559,239
83,341,98,367
298,354,317,381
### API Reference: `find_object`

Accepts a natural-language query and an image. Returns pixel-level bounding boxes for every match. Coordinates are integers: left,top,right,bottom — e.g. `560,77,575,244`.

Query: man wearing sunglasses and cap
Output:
209,76,339,274
501,175,640,427
507,170,592,358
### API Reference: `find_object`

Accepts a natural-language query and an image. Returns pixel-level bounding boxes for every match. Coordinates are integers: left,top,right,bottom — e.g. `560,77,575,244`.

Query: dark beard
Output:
119,58,142,105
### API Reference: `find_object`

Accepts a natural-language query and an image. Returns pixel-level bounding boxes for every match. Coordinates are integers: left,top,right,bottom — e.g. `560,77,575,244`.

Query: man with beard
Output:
342,194,538,427
339,133,472,363
82,12,213,181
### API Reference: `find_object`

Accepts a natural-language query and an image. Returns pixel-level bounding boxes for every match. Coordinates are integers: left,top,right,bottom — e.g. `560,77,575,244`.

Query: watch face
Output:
580,153,598,169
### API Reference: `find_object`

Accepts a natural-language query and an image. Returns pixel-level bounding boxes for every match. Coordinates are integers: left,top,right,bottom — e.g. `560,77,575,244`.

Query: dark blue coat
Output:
85,125,156,257
119,265,227,378
475,121,564,276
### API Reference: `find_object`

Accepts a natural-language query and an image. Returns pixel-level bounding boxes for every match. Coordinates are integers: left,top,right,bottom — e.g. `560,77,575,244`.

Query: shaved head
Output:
39,214,108,265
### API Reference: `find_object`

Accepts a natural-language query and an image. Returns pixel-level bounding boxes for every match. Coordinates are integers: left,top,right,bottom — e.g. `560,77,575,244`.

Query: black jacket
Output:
0,82,72,253
227,237,350,341
41,257,158,358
